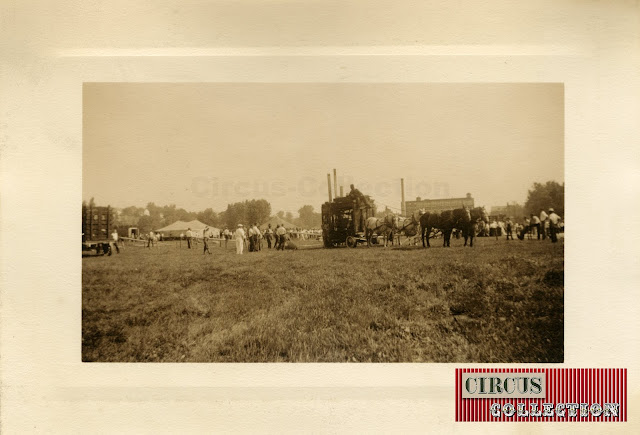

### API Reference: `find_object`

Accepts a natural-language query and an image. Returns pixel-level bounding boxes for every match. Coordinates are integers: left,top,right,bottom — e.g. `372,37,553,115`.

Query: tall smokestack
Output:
333,169,338,198
340,186,344,197
401,178,406,216
327,173,333,202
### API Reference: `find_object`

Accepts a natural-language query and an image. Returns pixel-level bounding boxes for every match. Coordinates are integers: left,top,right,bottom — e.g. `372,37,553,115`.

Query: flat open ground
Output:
82,237,564,362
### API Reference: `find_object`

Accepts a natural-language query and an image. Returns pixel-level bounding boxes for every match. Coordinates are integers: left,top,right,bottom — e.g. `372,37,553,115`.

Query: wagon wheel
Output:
346,236,358,248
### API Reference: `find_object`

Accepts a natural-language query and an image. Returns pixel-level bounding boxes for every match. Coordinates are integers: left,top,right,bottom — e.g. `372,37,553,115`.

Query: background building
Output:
404,193,474,215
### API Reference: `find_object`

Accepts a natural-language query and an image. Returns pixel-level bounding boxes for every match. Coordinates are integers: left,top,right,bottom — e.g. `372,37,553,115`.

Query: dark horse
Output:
420,208,470,247
419,211,439,247
462,206,489,247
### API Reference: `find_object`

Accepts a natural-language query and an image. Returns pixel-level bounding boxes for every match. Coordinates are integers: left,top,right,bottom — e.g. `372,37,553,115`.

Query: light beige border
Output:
2,2,639,432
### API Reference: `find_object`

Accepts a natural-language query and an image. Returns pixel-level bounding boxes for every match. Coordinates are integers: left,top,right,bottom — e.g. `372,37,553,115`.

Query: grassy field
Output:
82,236,564,363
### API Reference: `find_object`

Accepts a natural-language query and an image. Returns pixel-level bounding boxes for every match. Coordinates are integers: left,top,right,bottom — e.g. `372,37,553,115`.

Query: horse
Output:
396,209,423,245
462,206,489,247
419,211,440,248
365,215,398,247
442,208,471,247
420,207,469,247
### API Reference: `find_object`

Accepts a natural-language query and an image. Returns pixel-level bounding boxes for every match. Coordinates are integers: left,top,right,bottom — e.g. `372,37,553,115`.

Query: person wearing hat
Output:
547,208,561,243
235,224,246,254
202,227,211,254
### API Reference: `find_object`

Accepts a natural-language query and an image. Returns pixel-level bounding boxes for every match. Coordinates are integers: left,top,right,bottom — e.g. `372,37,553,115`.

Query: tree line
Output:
85,198,322,234
85,180,562,234
524,181,564,218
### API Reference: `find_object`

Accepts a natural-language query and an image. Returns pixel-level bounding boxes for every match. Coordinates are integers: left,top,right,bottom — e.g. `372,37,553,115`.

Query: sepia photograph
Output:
82,82,564,363
3,0,640,432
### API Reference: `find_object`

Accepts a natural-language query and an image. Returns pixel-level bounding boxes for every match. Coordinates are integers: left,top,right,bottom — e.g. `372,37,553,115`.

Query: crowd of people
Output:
478,208,563,243
107,223,325,256
108,223,313,255
166,224,322,255
228,223,301,254
107,207,562,255
107,229,165,254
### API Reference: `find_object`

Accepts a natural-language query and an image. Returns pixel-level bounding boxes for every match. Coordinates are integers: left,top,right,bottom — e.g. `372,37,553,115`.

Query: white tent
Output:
156,220,220,238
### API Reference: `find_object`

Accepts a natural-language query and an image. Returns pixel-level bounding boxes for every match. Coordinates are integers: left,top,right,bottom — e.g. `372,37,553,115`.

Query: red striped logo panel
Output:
455,368,626,422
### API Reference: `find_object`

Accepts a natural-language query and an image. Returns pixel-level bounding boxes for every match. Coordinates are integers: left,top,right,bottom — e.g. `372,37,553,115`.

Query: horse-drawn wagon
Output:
321,194,376,248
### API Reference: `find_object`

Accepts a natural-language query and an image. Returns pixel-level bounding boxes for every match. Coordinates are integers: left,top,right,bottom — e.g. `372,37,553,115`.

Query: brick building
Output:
404,193,474,215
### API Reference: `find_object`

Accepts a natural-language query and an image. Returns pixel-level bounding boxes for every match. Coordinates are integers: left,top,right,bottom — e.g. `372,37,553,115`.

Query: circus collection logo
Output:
455,369,626,422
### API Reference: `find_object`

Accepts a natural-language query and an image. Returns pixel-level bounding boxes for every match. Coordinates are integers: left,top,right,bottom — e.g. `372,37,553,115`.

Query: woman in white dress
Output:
235,224,246,254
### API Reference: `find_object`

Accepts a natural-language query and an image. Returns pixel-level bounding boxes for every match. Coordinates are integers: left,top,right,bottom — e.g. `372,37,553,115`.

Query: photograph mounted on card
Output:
82,82,564,363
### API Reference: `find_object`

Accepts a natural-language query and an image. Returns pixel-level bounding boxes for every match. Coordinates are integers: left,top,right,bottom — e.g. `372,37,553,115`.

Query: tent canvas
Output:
259,216,296,231
156,219,220,237
155,220,189,232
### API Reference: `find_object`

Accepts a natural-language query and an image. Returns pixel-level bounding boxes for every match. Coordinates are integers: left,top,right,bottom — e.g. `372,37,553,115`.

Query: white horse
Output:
365,214,398,247
395,209,424,245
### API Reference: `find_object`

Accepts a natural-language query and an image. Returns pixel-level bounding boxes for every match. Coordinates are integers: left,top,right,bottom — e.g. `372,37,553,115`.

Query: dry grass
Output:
82,237,563,362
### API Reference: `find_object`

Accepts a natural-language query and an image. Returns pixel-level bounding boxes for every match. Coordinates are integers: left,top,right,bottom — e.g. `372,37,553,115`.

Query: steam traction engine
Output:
321,194,376,248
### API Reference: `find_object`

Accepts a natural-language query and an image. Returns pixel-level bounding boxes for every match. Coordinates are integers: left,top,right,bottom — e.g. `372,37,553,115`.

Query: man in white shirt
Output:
252,224,261,251
264,224,274,249
547,208,561,243
531,214,541,239
489,219,498,239
539,209,548,240
147,231,155,248
276,224,287,250
247,225,255,252
109,229,120,255
235,224,246,254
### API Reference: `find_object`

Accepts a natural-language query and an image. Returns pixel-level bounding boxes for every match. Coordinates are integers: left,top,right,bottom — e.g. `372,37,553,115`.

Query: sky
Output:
83,83,563,215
